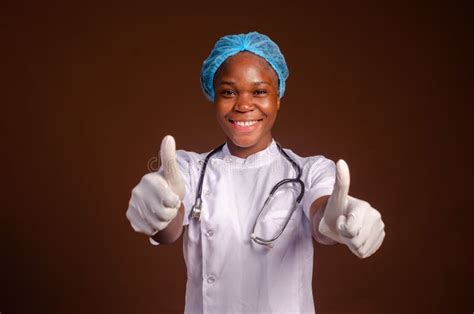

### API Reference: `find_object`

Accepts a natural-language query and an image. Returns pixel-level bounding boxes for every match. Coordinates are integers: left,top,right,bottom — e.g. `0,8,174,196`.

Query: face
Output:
213,52,280,157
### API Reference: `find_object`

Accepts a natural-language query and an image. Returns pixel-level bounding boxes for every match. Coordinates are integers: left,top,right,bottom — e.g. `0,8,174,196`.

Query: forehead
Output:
215,52,278,82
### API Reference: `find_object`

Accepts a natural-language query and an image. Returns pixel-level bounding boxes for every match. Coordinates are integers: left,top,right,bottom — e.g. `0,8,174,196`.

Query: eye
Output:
220,89,237,98
254,89,268,96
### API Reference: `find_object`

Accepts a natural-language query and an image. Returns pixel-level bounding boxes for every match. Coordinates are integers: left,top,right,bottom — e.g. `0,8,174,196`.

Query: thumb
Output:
160,135,185,200
324,160,351,230
328,159,350,212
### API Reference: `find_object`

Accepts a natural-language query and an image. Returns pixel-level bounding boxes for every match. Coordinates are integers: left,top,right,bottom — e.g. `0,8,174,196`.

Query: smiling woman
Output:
214,51,280,157
126,31,385,314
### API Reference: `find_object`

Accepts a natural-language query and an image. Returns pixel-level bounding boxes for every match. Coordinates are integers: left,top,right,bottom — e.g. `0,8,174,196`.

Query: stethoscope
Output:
191,142,305,247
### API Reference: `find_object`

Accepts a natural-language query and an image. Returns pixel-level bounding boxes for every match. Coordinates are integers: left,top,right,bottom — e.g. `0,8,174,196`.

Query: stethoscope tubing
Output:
191,142,305,247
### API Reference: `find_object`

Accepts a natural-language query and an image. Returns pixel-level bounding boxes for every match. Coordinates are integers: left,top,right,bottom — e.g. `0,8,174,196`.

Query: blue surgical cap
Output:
200,32,289,102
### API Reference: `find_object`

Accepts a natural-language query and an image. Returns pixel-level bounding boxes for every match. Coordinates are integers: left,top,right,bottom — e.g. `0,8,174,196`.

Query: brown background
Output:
2,1,472,313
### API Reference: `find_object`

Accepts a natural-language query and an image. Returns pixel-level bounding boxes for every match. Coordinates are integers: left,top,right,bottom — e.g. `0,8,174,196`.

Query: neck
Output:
226,137,273,159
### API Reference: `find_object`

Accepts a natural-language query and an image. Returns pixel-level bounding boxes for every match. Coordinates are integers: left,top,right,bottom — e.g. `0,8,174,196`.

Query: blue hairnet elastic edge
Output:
202,49,287,102
201,49,242,102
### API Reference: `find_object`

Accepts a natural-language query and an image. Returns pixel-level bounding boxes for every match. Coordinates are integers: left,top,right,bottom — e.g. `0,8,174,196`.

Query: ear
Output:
277,98,281,110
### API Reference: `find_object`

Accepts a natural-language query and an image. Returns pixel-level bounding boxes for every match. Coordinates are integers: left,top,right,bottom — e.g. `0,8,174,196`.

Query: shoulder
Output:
175,148,216,167
281,147,335,171
280,146,335,187
176,149,202,164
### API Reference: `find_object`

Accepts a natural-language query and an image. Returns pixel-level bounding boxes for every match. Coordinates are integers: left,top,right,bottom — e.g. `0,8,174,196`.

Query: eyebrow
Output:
252,81,272,86
219,81,272,86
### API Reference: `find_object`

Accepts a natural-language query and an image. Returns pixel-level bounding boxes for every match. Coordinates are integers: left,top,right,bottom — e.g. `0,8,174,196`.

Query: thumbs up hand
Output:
126,135,185,236
319,160,385,258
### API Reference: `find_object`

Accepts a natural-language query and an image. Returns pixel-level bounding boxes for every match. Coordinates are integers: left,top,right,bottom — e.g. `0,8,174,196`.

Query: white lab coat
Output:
175,140,335,314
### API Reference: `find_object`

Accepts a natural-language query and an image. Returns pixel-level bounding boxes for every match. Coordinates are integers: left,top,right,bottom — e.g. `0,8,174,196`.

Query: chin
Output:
229,132,271,149
229,137,254,148
226,133,256,147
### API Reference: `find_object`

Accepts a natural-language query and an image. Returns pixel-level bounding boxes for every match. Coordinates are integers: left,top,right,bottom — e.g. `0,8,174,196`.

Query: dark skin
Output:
153,52,335,245
213,51,280,158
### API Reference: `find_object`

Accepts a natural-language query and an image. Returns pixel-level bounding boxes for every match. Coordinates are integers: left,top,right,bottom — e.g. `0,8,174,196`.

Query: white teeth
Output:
234,120,258,127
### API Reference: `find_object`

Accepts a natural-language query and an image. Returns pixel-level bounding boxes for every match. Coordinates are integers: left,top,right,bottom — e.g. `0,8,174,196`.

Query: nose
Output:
234,93,254,112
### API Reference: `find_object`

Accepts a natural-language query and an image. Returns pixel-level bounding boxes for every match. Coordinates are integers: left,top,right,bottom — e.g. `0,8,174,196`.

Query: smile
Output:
228,118,263,131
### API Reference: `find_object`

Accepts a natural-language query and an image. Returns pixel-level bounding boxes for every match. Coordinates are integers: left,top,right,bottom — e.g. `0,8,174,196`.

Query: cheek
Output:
214,102,226,117
214,102,231,126
260,99,279,118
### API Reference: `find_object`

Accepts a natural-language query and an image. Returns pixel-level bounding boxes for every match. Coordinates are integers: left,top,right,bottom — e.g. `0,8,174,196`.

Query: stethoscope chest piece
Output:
191,198,202,220
191,144,225,221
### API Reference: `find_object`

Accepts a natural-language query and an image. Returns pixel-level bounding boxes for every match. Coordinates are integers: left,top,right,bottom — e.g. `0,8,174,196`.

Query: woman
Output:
126,32,385,313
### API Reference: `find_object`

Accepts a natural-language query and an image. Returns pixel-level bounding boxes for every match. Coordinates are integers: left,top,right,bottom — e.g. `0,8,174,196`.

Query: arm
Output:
318,159,385,258
151,204,185,244
310,195,338,245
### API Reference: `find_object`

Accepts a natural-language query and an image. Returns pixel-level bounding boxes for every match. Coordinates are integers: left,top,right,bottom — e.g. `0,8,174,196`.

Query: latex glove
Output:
126,135,186,236
319,160,385,258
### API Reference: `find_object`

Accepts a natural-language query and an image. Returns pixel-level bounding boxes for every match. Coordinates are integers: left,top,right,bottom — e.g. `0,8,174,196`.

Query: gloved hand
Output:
126,135,186,236
319,160,385,258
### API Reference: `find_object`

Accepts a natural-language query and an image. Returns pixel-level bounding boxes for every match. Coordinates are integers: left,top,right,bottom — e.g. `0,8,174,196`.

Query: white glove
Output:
126,135,186,236
319,160,385,258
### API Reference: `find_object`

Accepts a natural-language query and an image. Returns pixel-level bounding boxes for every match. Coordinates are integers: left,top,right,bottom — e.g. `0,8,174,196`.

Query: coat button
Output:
205,230,214,238
206,275,216,284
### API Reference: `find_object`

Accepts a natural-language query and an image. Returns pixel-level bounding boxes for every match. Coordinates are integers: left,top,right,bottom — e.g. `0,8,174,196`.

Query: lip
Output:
228,118,263,133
